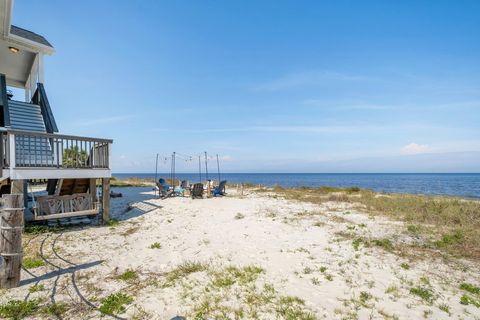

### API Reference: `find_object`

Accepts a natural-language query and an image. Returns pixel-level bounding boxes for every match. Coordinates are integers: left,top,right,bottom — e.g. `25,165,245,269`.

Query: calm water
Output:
113,173,480,198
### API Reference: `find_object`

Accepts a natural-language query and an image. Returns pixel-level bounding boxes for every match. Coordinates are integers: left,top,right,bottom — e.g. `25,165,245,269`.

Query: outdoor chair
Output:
191,183,204,199
180,180,189,189
212,180,227,197
156,180,174,199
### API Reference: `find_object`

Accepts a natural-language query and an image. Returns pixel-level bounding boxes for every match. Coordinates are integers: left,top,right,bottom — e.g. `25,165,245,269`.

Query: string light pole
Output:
216,154,221,183
198,155,202,182
204,152,209,181
154,153,159,197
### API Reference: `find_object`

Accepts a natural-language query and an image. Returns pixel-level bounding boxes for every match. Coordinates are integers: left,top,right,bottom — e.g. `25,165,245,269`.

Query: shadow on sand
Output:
20,260,103,287
110,186,163,221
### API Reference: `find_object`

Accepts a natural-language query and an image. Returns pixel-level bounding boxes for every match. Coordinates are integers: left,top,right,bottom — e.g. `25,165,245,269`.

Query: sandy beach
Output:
0,186,478,319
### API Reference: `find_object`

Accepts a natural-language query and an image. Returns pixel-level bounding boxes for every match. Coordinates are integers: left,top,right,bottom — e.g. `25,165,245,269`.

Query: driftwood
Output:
0,194,24,288
110,191,122,198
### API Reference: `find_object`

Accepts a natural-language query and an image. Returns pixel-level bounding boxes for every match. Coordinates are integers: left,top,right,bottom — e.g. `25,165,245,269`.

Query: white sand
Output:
1,187,479,319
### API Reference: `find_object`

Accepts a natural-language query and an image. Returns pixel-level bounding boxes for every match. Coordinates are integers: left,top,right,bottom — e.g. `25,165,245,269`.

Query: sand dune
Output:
1,187,479,319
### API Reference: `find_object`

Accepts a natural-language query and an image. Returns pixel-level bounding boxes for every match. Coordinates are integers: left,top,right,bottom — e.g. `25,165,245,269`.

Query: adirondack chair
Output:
191,183,204,199
212,180,227,197
180,180,189,189
156,180,174,199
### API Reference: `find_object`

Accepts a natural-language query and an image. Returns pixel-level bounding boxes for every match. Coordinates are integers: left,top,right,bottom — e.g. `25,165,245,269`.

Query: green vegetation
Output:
0,299,40,320
434,229,465,248
263,186,480,259
410,286,435,304
165,262,317,319
400,263,410,270
302,267,313,274
110,176,154,187
99,293,133,316
212,265,264,288
276,296,316,320
438,303,450,315
386,285,400,297
352,238,363,251
235,212,245,220
106,218,119,227
373,238,394,251
419,276,430,285
458,282,480,308
63,146,87,166
24,224,63,234
28,284,45,293
118,269,138,282
359,291,373,307
460,282,480,295
41,303,66,317
149,242,162,249
460,294,480,307
22,257,45,269
406,224,421,235
164,261,208,285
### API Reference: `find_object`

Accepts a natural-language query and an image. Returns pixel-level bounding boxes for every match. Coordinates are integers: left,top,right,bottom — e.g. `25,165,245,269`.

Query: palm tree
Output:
63,146,87,166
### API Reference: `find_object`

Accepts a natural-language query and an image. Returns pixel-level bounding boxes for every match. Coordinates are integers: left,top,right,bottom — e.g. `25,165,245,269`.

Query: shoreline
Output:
110,176,480,200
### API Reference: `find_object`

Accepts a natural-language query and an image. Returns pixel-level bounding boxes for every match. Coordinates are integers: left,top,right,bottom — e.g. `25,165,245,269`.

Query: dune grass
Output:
259,186,480,260
109,176,154,187
0,299,40,319
99,293,133,316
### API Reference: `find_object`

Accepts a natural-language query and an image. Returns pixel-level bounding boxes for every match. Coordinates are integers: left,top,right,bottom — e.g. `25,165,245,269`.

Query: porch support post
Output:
0,74,10,127
101,178,110,224
89,178,97,202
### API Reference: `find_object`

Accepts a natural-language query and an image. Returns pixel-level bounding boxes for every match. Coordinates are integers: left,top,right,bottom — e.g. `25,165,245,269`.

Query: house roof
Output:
10,25,53,48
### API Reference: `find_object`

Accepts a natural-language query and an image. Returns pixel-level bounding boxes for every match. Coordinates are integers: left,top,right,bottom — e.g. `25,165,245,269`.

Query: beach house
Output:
0,0,112,221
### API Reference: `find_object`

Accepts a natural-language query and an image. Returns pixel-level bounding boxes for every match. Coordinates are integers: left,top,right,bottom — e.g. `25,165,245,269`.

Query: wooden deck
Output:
0,129,112,180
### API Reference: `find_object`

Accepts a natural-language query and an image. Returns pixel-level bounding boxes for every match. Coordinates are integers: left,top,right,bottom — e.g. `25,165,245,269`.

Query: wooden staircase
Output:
57,178,91,195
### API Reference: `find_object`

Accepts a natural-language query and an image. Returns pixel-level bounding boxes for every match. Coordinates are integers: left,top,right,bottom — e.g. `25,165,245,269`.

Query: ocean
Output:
113,173,480,199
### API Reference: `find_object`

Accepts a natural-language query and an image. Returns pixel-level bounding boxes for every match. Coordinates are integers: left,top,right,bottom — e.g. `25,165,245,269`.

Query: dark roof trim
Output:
9,25,53,48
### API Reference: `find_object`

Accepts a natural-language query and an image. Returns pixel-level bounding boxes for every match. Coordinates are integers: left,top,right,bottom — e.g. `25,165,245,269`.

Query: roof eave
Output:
5,33,55,55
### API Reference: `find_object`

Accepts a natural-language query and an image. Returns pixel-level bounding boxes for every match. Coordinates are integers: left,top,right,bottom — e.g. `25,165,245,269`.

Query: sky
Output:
11,0,480,173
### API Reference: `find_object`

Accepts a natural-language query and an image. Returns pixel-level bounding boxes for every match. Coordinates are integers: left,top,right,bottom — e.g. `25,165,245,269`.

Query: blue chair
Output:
159,178,170,190
156,179,174,199
212,180,227,197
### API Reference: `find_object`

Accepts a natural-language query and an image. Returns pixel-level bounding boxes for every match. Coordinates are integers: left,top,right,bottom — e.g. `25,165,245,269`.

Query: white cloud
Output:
401,143,431,155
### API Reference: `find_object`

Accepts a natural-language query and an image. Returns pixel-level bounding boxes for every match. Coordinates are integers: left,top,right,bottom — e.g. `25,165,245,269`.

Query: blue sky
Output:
12,0,480,172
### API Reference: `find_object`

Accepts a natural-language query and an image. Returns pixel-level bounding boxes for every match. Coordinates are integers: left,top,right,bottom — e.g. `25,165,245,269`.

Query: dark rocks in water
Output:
110,191,123,198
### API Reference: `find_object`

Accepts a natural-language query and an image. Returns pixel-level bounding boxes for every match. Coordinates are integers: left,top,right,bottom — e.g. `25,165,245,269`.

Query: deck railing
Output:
0,129,112,169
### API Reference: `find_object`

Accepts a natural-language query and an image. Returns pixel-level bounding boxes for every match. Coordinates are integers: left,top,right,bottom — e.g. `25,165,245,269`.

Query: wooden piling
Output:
102,178,110,224
89,178,97,202
0,194,24,289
